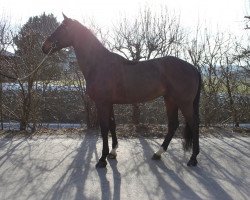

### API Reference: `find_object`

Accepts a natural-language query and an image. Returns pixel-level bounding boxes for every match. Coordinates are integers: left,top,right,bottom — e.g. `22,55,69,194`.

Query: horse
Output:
42,14,201,168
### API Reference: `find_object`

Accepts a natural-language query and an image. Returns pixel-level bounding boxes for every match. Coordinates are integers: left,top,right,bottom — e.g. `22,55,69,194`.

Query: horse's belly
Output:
113,84,166,104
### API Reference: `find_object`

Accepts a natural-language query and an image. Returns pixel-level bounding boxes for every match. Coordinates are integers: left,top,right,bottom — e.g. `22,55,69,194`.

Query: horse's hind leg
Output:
152,98,179,160
108,106,118,159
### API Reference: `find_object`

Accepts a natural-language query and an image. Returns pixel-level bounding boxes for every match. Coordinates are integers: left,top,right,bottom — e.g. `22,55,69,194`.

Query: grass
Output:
202,77,249,95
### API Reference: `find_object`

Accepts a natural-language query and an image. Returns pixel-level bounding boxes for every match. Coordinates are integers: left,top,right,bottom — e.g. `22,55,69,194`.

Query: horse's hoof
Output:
187,158,198,166
96,160,107,168
108,153,117,159
152,153,161,160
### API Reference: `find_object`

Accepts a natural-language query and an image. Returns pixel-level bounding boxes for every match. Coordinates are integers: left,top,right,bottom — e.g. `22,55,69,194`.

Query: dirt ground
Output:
0,127,249,200
0,124,249,139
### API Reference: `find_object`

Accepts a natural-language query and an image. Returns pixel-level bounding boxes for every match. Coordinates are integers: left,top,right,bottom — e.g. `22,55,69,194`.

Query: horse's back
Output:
110,55,199,104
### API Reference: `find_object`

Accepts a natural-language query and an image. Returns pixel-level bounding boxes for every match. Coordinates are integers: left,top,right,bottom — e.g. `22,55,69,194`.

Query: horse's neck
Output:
72,30,109,81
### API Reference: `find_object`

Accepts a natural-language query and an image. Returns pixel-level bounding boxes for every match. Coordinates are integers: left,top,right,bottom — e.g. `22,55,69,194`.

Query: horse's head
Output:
42,13,74,54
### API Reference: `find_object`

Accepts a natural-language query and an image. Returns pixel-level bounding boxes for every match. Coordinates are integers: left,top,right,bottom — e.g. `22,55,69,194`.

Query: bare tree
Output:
218,37,238,125
198,30,228,126
63,53,98,129
187,27,229,125
5,13,63,131
110,7,185,125
186,23,250,126
0,14,12,130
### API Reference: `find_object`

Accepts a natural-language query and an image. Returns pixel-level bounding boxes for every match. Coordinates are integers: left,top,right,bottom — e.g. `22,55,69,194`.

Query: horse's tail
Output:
193,71,201,124
183,71,201,151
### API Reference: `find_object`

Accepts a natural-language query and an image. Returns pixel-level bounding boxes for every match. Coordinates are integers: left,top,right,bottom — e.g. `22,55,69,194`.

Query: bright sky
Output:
1,0,247,35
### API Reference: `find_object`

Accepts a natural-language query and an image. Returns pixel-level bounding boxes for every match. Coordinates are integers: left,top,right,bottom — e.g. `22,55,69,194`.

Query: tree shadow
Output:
0,131,122,200
42,132,99,200
0,134,41,199
0,135,27,168
138,137,203,200
0,132,248,200
42,132,121,200
194,137,249,199
138,137,248,200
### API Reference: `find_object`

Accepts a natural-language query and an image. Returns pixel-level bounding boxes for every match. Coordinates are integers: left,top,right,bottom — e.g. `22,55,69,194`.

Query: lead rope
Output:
0,46,54,82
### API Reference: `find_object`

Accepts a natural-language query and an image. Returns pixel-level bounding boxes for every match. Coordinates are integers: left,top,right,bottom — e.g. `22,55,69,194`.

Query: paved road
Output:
0,134,249,200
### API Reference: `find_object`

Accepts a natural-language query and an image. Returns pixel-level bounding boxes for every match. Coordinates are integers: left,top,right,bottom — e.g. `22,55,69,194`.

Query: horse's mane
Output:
71,19,139,66
71,20,104,48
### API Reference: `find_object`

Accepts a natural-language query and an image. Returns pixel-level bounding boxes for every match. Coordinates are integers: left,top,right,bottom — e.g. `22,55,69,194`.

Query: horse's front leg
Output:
96,102,111,168
108,106,118,159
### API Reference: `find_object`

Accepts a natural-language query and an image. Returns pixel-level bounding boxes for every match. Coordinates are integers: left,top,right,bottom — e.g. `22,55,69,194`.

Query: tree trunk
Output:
20,98,30,131
0,81,3,130
20,119,27,131
225,75,238,126
19,80,33,131
83,94,98,129
132,104,140,125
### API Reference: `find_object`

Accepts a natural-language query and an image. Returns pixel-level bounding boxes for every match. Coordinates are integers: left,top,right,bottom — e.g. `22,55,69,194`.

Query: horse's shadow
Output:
96,159,121,200
42,132,121,200
108,159,121,200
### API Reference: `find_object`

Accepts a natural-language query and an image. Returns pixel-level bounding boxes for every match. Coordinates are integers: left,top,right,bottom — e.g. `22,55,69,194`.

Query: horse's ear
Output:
62,13,68,20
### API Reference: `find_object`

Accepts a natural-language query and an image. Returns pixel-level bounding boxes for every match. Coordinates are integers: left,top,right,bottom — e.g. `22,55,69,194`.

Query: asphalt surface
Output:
0,134,249,200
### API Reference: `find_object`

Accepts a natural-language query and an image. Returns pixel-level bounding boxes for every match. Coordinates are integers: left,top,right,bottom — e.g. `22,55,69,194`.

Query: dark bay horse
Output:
42,14,201,168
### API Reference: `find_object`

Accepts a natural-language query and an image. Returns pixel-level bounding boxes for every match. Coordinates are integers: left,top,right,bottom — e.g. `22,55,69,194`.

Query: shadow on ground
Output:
0,133,249,200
